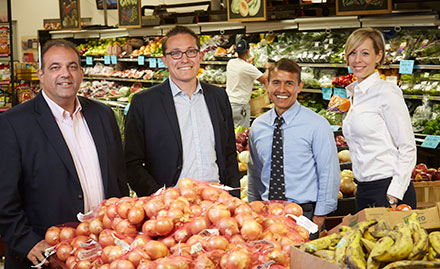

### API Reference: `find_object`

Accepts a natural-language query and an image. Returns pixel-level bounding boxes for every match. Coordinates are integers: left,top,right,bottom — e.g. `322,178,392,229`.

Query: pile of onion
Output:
44,178,309,268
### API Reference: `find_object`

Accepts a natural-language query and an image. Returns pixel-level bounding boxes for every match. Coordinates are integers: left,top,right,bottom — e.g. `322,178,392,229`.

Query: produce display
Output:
79,81,146,101
299,213,440,268
335,135,348,148
411,101,440,134
411,163,440,182
338,149,351,164
235,126,250,172
339,169,356,199
44,178,309,268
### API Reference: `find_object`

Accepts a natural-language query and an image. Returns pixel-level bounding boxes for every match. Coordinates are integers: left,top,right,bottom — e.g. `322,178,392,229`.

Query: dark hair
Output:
268,58,301,85
40,39,81,70
162,25,200,53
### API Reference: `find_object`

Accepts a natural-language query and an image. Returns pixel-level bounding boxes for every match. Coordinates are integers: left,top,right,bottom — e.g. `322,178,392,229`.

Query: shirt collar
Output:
346,71,380,97
42,90,82,121
169,77,203,97
269,101,300,126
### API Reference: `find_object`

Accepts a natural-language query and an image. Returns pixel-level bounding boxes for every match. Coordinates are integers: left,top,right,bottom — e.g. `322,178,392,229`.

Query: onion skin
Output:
45,226,60,246
59,227,76,242
240,220,262,241
143,240,169,260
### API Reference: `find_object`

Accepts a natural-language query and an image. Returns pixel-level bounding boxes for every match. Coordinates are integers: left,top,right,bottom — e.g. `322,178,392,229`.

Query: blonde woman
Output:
342,28,417,211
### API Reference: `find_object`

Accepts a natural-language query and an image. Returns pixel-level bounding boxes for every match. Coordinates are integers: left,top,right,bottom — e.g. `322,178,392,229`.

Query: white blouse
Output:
342,72,416,200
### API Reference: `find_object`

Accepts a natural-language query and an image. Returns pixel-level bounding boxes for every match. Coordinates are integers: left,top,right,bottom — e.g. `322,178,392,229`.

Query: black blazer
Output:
124,79,240,196
0,93,128,266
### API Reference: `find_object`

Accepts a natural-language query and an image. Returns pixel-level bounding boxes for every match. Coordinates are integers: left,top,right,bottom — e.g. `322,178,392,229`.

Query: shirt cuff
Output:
387,178,407,201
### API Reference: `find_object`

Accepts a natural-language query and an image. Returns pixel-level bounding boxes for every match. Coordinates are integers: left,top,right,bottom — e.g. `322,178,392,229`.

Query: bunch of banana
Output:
298,212,440,269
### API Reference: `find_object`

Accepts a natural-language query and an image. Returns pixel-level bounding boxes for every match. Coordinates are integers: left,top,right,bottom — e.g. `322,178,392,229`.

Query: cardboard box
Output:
414,181,440,209
250,91,270,116
328,202,440,234
290,245,343,269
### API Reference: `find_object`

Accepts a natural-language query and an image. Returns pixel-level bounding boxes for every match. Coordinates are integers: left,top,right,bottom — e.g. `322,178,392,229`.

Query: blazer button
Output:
78,194,83,200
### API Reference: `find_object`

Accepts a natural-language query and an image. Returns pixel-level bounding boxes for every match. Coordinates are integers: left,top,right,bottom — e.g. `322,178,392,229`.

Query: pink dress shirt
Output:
42,91,104,212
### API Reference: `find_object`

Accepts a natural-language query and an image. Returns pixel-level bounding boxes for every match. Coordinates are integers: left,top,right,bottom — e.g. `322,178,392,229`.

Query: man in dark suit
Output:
125,25,240,197
0,39,128,268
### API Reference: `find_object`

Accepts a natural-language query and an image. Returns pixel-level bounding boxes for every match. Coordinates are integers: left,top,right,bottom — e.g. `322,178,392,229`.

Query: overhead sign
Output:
118,0,141,28
59,0,81,30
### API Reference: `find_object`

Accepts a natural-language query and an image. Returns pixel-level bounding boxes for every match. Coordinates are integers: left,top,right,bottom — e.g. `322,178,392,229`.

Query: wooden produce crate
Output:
250,91,270,116
414,181,440,209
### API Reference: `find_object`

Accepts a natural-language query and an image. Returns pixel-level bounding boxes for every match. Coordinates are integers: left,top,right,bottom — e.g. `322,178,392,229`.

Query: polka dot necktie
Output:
269,116,286,201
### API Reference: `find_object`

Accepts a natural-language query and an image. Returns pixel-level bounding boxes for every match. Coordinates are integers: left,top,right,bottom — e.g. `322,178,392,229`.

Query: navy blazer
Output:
0,93,128,265
124,79,240,196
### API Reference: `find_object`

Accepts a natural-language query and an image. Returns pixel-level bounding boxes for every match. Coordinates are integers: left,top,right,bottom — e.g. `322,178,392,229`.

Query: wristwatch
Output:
387,196,398,206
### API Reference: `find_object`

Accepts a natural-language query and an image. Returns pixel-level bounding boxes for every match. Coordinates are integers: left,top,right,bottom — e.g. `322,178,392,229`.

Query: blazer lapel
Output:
80,99,109,192
160,80,183,154
34,93,79,181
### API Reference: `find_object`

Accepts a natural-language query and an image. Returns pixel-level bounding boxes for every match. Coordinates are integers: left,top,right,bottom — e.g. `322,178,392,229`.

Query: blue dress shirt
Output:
169,78,220,183
247,101,340,216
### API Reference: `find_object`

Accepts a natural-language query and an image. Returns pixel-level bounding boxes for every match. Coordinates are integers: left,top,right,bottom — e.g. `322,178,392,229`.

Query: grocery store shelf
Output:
83,76,163,84
403,95,440,101
0,54,9,57
201,61,228,65
302,88,322,94
360,14,440,28
98,100,127,108
299,63,346,68
0,81,10,85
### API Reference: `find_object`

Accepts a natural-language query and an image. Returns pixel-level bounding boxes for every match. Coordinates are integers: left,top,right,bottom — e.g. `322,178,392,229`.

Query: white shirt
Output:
169,78,220,183
342,72,416,200
226,58,263,104
42,91,104,212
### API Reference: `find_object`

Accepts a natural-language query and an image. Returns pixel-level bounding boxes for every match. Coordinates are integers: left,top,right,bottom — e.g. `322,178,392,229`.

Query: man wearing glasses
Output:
124,25,240,197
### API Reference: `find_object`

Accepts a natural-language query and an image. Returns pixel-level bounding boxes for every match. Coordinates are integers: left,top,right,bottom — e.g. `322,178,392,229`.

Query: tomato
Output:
395,204,412,211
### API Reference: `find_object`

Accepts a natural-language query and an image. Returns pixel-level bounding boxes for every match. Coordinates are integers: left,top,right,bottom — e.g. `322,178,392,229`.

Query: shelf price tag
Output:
421,135,440,149
149,58,157,68
158,58,166,68
399,60,415,74
333,87,347,98
138,55,145,65
322,87,332,101
347,66,352,74
111,55,118,65
330,125,341,131
86,56,93,66
104,55,111,65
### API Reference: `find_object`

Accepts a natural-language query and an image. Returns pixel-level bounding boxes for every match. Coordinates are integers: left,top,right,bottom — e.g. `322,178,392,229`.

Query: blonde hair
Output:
345,28,385,66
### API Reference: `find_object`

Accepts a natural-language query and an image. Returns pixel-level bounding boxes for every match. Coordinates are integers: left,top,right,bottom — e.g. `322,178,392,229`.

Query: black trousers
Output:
299,202,321,240
355,177,417,212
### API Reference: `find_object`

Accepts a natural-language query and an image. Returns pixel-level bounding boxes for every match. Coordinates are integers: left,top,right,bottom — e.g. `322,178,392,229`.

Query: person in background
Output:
247,58,340,238
226,39,269,128
0,39,128,268
124,25,240,197
342,28,417,212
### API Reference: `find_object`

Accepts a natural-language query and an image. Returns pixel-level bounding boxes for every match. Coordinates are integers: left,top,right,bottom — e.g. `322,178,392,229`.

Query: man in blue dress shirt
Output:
247,58,340,236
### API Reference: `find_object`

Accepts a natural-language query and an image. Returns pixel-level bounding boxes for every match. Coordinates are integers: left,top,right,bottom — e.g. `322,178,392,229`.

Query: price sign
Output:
399,60,415,74
322,87,332,101
104,55,111,65
421,135,440,149
334,88,347,98
111,55,118,65
347,66,352,74
158,58,166,68
138,55,145,65
86,56,93,65
149,58,157,68
331,125,341,131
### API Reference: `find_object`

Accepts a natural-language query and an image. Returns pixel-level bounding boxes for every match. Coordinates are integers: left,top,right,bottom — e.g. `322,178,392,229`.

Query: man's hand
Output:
312,215,325,233
27,240,51,267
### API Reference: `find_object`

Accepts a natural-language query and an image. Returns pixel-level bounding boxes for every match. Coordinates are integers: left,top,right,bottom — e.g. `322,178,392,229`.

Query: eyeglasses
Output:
165,49,199,60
